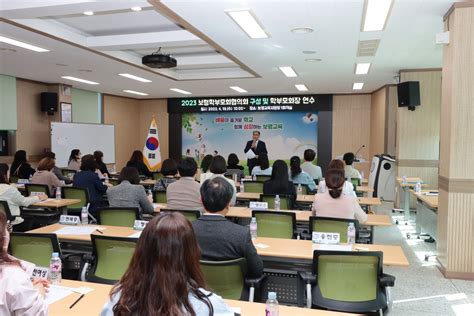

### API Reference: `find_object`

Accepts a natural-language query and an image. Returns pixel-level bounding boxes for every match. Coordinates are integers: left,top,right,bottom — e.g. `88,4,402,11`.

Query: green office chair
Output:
25,183,51,197
161,208,201,222
260,194,294,210
244,181,264,193
62,187,90,213
252,210,296,239
152,172,164,180
0,200,15,223
153,190,167,203
9,233,61,267
309,216,360,243
83,235,138,284
200,258,264,302
294,183,310,195
298,250,395,314
9,176,19,184
256,175,271,182
61,169,77,178
108,178,119,186
350,178,361,188
97,207,140,227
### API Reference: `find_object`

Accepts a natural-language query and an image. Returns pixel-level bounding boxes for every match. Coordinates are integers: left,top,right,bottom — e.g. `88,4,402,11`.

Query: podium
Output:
368,154,396,201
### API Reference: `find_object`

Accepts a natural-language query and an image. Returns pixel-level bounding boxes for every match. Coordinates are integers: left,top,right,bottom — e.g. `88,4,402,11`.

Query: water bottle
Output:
252,174,256,181
232,173,237,184
402,175,407,184
81,207,88,225
274,194,281,211
240,179,245,193
49,252,62,284
250,217,258,240
147,190,153,203
297,184,302,195
265,292,279,316
347,223,356,244
55,187,61,200
28,174,33,183
415,181,421,193
104,174,109,185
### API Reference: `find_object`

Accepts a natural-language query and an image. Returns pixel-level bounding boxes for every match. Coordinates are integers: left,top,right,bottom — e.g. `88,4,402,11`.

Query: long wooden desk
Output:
395,177,427,222
30,198,82,215
153,205,391,226
49,279,355,316
411,190,438,241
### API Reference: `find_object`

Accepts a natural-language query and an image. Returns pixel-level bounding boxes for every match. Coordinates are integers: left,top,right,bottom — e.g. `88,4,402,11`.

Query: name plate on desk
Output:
30,191,44,197
59,215,80,225
133,220,148,231
312,232,340,244
17,179,30,184
249,202,268,210
31,266,49,280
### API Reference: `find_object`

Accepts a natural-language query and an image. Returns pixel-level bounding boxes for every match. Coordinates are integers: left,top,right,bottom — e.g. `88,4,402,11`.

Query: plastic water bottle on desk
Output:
347,223,356,244
297,184,302,195
240,179,245,193
147,189,153,203
265,292,279,316
252,174,256,181
49,252,62,284
415,181,422,193
274,195,281,211
55,187,61,200
28,174,32,183
81,207,88,225
402,175,407,185
250,217,257,240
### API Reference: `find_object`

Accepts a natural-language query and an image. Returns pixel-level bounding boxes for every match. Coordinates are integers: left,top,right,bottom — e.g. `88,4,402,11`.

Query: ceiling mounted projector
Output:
142,52,177,69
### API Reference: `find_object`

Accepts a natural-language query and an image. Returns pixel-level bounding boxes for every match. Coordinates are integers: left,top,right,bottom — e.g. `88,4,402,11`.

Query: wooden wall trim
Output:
439,176,474,193
438,263,474,280
396,159,439,167
399,68,442,73
444,2,474,21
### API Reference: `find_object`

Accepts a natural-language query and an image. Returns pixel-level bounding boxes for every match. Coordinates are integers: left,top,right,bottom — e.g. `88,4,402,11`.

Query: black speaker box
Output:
40,92,58,115
397,81,420,108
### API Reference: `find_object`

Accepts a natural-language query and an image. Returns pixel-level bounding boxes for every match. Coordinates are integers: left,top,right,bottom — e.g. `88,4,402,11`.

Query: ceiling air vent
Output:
357,39,380,57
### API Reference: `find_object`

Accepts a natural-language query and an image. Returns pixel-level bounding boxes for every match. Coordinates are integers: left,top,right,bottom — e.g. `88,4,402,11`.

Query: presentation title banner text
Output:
168,94,332,113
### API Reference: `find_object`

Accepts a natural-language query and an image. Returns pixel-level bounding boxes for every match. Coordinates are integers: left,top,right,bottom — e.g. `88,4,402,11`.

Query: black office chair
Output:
0,200,15,222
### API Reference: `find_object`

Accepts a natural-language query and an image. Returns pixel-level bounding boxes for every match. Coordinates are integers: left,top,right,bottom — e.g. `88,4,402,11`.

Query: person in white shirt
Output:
343,152,362,180
67,149,82,171
0,212,49,316
101,212,234,316
251,153,273,176
318,160,356,197
209,156,236,206
301,149,322,180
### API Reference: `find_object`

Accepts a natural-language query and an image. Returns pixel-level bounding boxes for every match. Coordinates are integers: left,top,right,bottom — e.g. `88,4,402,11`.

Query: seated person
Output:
0,164,47,228
209,155,236,206
93,150,111,178
225,153,244,180
73,155,108,213
43,152,72,184
343,152,362,180
126,150,152,178
289,156,317,191
312,168,367,224
10,150,35,180
301,149,322,180
31,157,65,196
153,158,178,191
0,212,49,315
192,177,263,278
263,160,296,198
318,160,355,197
106,167,154,216
101,212,233,316
198,154,214,183
166,158,203,212
67,149,82,171
251,153,272,176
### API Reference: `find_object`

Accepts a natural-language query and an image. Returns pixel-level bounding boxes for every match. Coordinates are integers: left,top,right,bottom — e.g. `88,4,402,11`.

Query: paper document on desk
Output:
54,226,100,235
45,285,74,305
254,243,269,249
129,231,142,238
245,149,256,159
315,244,352,251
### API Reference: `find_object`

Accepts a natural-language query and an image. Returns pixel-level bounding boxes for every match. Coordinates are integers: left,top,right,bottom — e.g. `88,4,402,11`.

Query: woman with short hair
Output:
31,157,65,196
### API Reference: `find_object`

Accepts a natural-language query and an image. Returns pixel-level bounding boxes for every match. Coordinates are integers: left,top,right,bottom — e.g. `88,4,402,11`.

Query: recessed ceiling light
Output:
230,86,248,93
353,82,364,90
119,73,152,83
362,0,393,31
305,58,322,62
291,27,314,34
83,11,94,16
295,84,308,92
302,50,317,54
123,90,148,96
170,88,192,95
0,36,49,52
279,66,298,78
61,76,99,85
131,7,142,12
226,10,269,39
355,63,371,75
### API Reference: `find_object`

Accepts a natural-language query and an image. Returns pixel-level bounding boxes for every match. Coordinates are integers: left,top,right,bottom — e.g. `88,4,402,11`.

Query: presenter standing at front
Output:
244,130,267,174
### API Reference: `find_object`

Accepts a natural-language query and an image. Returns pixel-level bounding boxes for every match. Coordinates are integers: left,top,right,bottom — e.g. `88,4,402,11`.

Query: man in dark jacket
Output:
244,130,267,174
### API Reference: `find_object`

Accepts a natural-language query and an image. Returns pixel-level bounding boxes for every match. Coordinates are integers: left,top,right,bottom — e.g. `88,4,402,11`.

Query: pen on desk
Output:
95,229,103,234
69,294,85,309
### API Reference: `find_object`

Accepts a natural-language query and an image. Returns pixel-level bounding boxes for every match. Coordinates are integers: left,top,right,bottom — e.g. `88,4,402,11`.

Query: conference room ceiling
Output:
0,0,459,98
